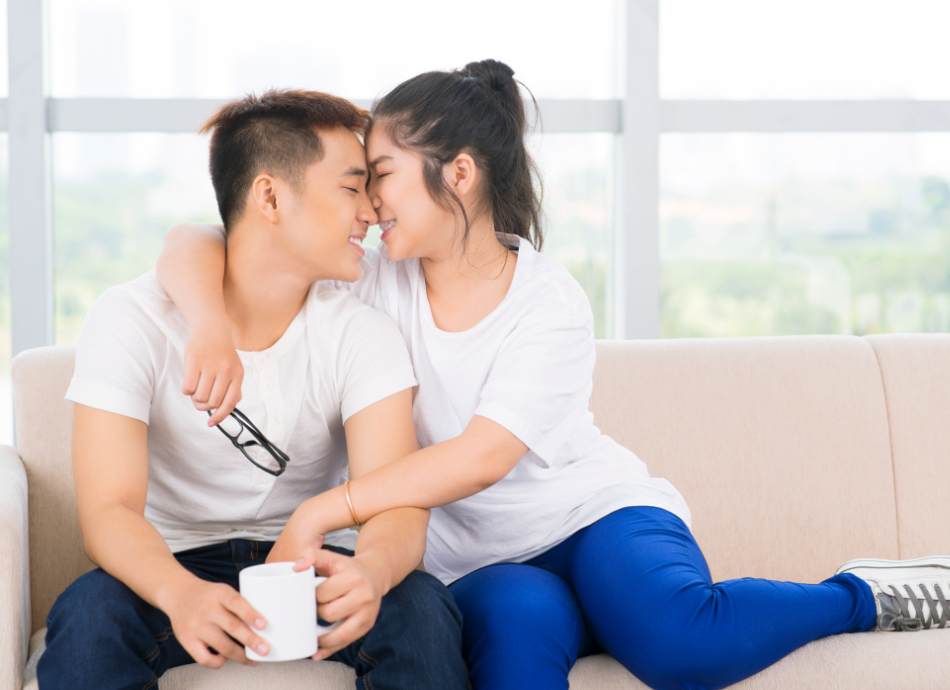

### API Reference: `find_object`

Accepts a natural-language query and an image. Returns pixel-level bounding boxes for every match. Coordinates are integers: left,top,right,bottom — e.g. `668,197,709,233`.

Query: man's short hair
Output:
200,89,369,231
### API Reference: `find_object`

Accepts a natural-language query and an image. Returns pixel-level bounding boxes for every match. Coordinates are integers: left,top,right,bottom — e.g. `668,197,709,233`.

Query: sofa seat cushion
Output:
23,625,950,689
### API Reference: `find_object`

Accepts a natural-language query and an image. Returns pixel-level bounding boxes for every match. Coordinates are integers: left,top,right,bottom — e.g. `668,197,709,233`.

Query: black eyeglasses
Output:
208,408,291,477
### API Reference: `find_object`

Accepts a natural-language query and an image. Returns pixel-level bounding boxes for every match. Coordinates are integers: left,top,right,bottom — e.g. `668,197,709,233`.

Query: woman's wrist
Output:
302,487,351,535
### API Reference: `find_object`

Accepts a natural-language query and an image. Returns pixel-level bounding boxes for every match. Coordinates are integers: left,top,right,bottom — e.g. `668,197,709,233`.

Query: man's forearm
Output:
81,504,199,612
352,507,429,596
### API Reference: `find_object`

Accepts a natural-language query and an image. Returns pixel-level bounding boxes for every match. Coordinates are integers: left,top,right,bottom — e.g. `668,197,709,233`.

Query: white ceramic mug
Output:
238,561,335,662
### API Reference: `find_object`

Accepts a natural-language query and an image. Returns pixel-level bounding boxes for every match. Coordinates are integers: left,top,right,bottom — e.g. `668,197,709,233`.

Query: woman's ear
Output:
250,173,280,224
444,152,479,198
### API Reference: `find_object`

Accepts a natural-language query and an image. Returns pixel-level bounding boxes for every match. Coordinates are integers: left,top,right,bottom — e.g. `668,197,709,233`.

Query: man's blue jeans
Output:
38,539,468,690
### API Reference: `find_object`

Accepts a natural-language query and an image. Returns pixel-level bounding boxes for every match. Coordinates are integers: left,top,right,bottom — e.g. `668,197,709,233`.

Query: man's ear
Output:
250,173,280,223
444,152,479,199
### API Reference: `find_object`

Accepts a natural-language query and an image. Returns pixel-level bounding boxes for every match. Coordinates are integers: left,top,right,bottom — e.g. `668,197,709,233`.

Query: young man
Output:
37,90,468,690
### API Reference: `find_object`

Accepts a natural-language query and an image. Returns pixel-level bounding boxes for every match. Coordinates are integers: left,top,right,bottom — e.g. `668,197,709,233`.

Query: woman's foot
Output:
836,557,950,631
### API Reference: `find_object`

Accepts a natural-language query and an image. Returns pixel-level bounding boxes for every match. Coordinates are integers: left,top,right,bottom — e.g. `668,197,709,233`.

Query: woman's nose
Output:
368,183,382,209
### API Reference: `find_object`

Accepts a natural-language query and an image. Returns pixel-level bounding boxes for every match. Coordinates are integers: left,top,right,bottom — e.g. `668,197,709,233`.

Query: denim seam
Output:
357,647,377,666
144,645,160,663
154,626,174,643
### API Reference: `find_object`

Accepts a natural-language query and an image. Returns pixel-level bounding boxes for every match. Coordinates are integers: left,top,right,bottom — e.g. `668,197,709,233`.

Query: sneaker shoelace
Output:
877,582,950,631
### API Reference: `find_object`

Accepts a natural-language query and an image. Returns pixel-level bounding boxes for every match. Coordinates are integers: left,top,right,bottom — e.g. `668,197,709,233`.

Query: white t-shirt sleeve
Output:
336,304,417,423
474,289,596,464
64,289,156,424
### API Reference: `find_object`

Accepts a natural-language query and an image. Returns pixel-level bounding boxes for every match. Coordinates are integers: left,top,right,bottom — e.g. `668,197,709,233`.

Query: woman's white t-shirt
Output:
343,234,692,584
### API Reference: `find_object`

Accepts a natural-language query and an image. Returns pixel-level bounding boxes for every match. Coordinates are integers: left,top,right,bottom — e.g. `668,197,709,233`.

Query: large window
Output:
49,0,622,99
52,132,618,342
3,0,950,443
0,136,9,443
661,134,950,336
52,134,218,345
661,0,950,99
42,1,623,354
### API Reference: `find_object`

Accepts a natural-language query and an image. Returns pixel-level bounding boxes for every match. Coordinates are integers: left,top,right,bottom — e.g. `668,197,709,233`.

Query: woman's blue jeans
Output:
449,506,876,690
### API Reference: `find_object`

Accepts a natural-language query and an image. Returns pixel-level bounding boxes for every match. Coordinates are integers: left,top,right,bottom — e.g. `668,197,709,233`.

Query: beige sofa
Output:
3,336,949,690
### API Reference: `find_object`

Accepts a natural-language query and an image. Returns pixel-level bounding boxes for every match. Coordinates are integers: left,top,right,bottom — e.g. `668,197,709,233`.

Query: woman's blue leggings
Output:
448,506,876,690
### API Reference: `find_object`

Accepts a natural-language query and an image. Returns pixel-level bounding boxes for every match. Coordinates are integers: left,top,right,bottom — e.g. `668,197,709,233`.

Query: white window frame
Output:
8,0,950,355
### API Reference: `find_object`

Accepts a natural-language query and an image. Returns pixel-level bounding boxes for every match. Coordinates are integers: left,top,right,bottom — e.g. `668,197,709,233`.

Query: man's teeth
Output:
380,220,396,232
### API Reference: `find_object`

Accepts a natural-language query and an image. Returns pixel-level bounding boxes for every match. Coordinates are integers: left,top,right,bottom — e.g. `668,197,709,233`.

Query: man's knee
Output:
363,570,467,688
47,568,141,636
39,569,169,690
381,570,463,638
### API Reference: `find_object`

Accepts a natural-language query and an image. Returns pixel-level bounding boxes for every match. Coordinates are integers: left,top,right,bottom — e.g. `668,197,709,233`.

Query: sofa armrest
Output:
0,445,30,690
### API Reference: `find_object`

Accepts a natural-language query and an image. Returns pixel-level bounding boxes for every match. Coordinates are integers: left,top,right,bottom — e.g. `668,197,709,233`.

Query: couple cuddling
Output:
40,59,950,690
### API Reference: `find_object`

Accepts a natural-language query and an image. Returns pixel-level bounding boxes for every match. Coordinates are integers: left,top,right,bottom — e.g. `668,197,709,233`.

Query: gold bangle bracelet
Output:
344,479,362,528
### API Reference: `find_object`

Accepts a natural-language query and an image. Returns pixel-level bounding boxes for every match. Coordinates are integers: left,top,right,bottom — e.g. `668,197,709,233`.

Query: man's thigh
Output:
332,569,467,689
39,568,193,689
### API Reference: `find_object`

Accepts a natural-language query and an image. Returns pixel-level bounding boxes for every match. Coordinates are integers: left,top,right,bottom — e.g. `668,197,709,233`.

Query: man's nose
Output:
359,200,378,226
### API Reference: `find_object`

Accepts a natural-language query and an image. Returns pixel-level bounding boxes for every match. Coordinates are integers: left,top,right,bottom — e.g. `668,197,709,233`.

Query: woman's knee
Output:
450,564,587,690
452,564,586,651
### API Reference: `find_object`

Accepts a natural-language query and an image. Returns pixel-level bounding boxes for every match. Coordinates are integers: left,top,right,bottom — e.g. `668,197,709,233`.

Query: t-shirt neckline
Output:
235,306,306,363
420,234,527,338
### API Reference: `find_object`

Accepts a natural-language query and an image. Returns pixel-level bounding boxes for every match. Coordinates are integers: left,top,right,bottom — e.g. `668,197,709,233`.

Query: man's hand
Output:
182,317,244,427
160,576,271,668
292,547,387,661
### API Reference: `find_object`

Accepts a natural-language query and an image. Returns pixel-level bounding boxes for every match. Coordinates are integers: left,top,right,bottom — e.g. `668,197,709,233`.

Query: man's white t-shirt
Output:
65,272,416,553
344,235,692,584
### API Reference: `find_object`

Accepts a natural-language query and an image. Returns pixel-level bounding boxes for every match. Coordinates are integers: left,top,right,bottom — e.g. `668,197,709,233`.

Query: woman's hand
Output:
267,507,326,565
183,317,244,427
292,547,387,661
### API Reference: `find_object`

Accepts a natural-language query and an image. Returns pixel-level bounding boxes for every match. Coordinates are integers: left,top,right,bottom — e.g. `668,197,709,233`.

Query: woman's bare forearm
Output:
155,224,228,327
353,507,429,595
295,420,524,541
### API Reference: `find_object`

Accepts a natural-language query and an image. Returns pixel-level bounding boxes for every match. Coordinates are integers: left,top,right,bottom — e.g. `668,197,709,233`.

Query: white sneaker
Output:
835,557,950,631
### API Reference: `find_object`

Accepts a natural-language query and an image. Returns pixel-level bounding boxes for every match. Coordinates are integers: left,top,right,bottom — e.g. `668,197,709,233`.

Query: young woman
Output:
157,60,949,690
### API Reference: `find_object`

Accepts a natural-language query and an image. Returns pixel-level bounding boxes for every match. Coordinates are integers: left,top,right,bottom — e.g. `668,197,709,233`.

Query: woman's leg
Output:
530,506,877,690
449,562,598,690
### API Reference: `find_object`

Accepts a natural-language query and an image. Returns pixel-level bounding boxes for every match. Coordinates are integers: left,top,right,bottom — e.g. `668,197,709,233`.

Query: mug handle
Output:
313,575,343,636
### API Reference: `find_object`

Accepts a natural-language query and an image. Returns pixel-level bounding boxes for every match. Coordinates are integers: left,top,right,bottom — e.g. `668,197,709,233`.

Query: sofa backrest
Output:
589,336,902,586
863,335,950,560
15,336,946,636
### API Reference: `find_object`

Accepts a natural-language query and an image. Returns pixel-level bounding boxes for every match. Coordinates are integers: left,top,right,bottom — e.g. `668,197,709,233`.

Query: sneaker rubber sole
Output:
836,556,950,575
